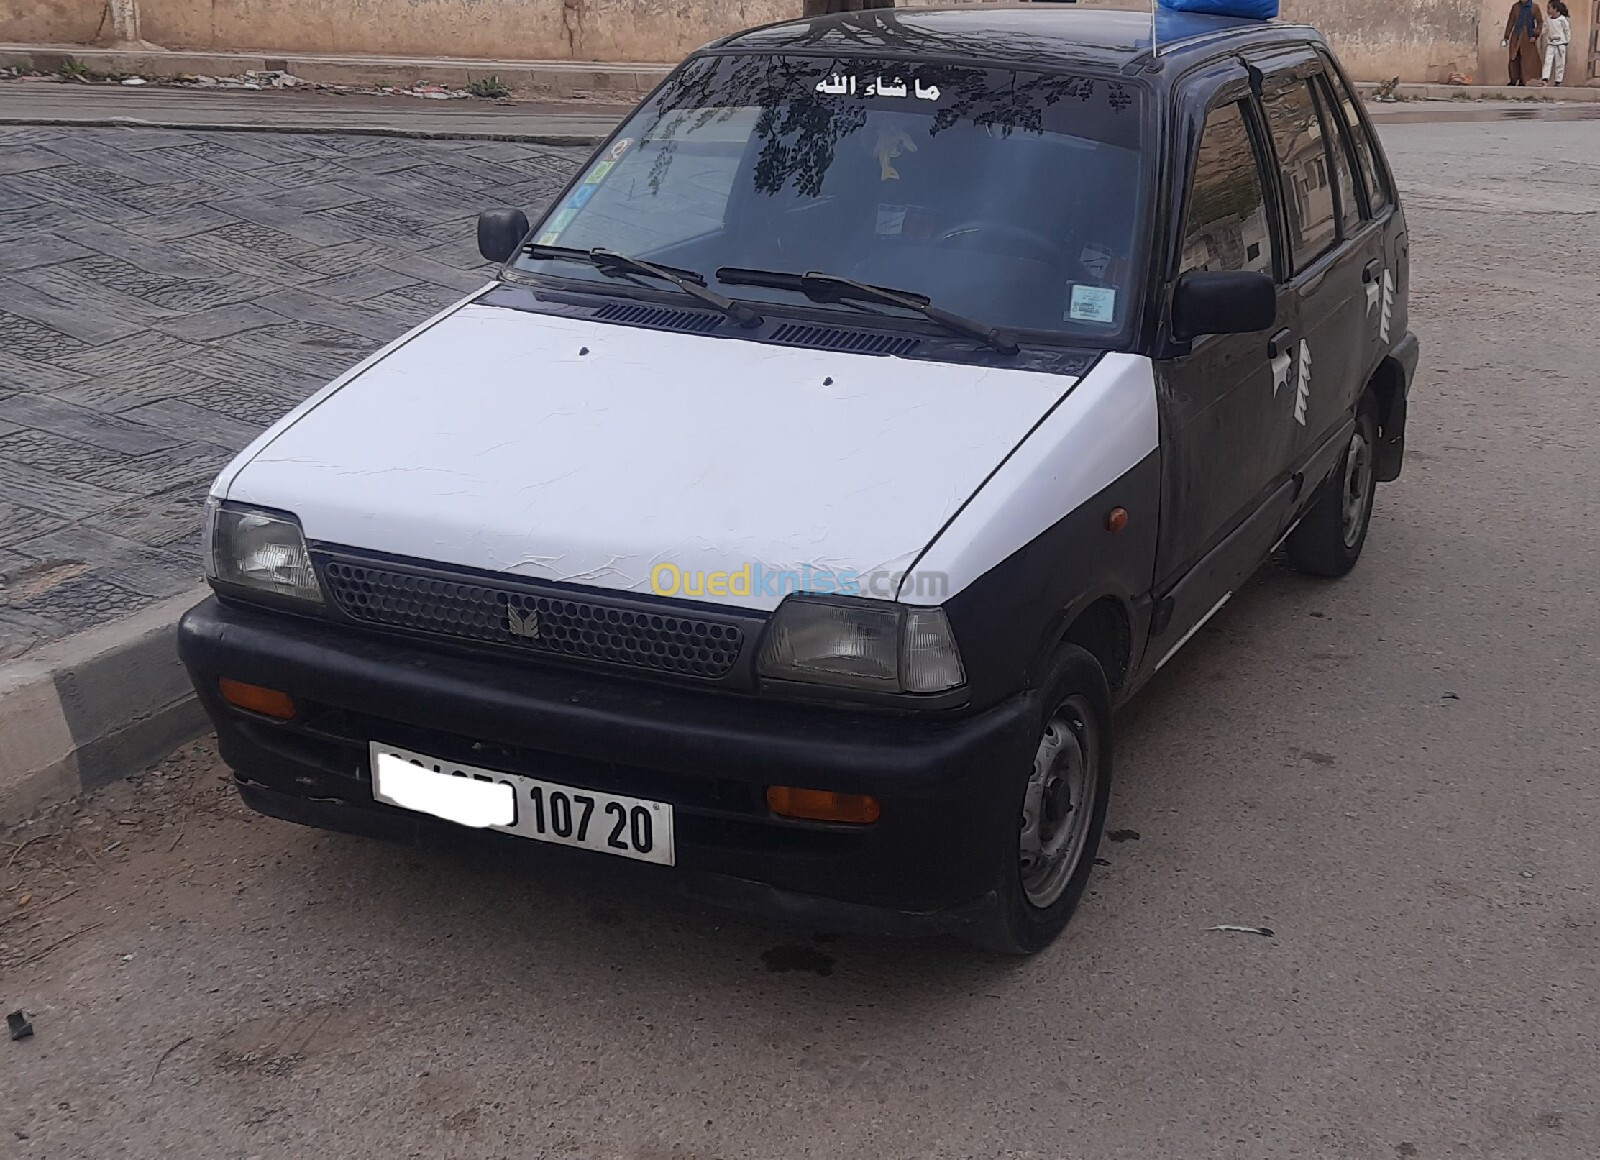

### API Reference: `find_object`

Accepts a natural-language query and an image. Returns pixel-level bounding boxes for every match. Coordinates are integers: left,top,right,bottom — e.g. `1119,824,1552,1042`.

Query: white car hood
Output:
225,303,1078,611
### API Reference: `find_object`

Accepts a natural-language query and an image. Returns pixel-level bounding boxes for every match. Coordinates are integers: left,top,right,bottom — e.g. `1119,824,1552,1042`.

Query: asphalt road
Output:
4,116,1599,1160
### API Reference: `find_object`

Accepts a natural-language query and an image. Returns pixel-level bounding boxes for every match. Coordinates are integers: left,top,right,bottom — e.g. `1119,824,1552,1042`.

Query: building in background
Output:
3,0,1595,85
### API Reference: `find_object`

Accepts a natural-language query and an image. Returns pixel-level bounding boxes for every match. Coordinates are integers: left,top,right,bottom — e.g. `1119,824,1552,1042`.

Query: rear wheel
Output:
964,646,1113,955
1286,395,1379,578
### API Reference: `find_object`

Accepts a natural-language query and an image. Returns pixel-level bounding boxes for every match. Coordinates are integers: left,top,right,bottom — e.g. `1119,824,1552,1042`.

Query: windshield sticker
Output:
815,73,941,101
876,205,907,237
1068,285,1117,325
546,139,633,242
568,136,632,191
537,206,579,245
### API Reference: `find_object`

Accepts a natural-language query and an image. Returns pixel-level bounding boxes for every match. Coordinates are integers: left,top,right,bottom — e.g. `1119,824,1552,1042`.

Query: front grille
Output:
321,560,745,679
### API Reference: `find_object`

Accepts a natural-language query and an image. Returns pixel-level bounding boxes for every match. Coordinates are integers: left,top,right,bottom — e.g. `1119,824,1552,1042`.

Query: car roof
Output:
709,6,1319,74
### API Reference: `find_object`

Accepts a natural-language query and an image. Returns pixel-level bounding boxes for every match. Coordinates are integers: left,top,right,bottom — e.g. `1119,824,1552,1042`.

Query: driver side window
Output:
1180,101,1274,278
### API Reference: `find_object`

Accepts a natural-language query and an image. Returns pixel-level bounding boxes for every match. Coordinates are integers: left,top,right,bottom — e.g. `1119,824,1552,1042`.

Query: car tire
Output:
1286,394,1380,578
963,644,1113,955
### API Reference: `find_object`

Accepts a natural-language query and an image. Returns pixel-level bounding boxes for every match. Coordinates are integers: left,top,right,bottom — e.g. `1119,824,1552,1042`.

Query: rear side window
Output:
1180,100,1273,277
1260,79,1338,272
1331,74,1390,214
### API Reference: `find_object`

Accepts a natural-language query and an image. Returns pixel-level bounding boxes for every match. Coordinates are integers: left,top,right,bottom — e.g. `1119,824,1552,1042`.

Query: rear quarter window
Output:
1312,77,1362,234
1331,73,1391,214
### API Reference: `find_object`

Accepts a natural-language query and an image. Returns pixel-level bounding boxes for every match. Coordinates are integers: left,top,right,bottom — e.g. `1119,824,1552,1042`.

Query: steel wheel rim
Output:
1019,696,1099,909
1341,426,1374,548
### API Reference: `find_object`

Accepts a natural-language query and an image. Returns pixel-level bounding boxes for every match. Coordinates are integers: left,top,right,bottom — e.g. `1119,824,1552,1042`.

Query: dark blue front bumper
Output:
178,597,1037,935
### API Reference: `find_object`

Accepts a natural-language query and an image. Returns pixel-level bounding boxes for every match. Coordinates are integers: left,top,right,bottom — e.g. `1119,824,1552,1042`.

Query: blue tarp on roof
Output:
1159,0,1279,20
1136,5,1278,53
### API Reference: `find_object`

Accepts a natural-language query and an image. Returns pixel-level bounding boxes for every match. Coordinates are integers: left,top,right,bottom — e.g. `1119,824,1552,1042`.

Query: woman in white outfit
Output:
1542,0,1571,86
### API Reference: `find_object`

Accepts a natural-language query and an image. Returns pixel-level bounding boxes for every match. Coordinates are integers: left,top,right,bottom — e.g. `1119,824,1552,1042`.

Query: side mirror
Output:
477,209,530,264
1171,270,1276,341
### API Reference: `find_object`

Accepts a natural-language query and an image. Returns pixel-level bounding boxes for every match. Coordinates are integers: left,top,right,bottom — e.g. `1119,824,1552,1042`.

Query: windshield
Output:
513,54,1147,340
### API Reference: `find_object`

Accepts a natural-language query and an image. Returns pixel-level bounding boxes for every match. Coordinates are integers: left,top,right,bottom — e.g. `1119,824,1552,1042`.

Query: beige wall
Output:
1284,0,1479,81
1067,0,1482,80
1032,0,1589,83
7,1,104,47
3,0,1592,82
3,0,798,61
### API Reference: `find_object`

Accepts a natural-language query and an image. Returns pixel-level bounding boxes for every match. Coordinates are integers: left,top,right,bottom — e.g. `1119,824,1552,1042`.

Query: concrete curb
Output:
1354,80,1600,103
0,43,672,100
0,586,211,827
0,114,608,146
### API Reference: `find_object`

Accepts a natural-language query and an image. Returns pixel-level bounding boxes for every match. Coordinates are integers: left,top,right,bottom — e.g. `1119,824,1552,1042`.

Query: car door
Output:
1311,65,1388,390
1147,67,1295,659
1251,52,1366,491
1153,72,1284,583
1324,62,1409,368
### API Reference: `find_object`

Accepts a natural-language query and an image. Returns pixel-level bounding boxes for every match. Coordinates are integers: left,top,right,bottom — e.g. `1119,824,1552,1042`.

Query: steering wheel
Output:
934,220,1064,261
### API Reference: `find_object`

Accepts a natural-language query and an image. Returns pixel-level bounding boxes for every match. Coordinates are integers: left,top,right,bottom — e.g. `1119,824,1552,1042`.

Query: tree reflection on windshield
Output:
640,52,1137,199
528,40,1146,337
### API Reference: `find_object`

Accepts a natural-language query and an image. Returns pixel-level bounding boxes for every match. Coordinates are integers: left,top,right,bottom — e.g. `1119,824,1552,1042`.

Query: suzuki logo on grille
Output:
506,605,541,639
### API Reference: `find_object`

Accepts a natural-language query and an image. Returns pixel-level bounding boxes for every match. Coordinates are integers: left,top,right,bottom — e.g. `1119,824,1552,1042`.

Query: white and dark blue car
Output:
180,6,1418,953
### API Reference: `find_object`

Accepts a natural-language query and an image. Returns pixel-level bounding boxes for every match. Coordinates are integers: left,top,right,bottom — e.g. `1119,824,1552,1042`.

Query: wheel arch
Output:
1367,355,1408,482
1028,593,1136,697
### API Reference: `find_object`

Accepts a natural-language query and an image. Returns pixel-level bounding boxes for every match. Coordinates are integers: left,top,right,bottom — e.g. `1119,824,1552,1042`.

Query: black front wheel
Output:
964,645,1113,955
1286,396,1380,578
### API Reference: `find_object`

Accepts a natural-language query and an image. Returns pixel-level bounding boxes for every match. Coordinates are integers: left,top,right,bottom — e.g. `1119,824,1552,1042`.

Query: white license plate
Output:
369,742,674,866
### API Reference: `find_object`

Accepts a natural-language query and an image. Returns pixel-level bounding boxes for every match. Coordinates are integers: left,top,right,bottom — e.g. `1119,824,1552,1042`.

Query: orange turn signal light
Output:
767,786,881,825
219,678,296,720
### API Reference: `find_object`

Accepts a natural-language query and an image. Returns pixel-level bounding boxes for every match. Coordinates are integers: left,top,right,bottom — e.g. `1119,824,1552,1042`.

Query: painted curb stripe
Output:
0,586,211,826
0,114,607,146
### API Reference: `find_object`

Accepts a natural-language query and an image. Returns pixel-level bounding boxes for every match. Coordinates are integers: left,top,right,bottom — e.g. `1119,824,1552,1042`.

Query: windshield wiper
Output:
717,267,1018,355
524,244,763,327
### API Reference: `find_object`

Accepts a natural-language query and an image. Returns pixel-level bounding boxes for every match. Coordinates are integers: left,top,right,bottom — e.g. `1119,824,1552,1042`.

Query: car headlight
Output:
204,499,323,605
757,597,965,694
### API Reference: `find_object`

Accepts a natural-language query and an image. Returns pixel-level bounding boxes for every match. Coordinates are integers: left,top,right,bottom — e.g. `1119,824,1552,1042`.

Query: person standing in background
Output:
1503,0,1545,86
1541,0,1571,85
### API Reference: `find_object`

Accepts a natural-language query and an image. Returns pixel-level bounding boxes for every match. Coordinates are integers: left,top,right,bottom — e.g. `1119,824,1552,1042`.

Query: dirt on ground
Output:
2,740,242,980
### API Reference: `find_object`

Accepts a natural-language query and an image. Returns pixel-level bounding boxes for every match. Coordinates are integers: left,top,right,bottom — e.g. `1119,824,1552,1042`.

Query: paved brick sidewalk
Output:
0,125,584,659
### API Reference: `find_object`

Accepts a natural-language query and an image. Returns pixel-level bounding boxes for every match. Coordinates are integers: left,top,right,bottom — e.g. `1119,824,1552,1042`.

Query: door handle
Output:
1362,258,1382,284
1268,328,1293,359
